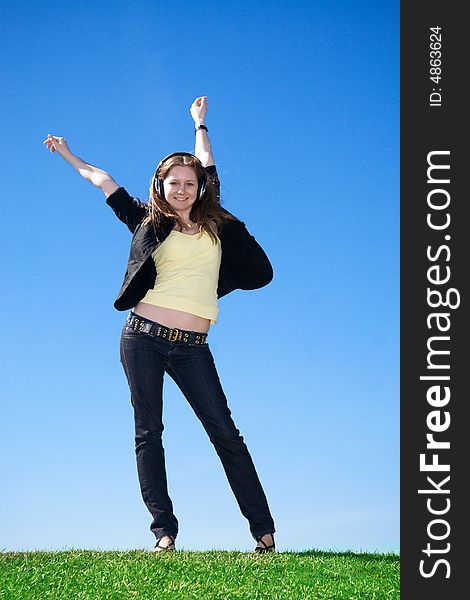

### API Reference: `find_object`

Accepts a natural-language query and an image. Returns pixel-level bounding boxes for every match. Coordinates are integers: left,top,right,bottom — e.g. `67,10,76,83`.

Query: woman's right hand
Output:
42,134,119,196
43,134,71,157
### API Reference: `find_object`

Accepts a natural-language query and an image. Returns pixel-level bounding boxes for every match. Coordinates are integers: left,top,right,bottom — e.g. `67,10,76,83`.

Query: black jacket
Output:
106,165,273,311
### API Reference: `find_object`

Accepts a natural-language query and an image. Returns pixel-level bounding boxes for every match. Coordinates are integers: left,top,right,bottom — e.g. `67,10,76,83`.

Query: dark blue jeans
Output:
119,312,275,543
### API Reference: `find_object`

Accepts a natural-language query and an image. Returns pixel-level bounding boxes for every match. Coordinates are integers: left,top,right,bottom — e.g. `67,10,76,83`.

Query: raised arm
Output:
43,134,120,198
190,97,215,167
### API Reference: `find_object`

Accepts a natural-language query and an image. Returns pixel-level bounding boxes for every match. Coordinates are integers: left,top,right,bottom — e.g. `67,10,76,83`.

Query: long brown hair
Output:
142,154,237,244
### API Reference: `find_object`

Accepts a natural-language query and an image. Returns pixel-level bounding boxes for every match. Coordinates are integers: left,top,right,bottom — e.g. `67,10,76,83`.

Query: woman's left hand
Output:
190,96,208,125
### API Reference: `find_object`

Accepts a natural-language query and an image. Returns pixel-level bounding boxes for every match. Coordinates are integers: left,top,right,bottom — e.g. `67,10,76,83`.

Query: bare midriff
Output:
132,302,211,334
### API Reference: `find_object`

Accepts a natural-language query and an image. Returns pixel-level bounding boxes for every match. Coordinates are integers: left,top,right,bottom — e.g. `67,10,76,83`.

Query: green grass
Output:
0,549,399,599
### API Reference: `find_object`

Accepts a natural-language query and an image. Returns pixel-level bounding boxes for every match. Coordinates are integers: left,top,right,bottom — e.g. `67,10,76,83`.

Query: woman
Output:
43,96,276,553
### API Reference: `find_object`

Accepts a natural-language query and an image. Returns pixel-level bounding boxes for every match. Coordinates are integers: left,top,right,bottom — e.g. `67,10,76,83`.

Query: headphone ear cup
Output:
198,177,207,201
155,177,165,200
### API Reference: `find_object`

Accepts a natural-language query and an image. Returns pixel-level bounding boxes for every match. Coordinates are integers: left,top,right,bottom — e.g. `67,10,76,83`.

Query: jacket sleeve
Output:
205,165,221,205
219,219,273,292
105,187,148,234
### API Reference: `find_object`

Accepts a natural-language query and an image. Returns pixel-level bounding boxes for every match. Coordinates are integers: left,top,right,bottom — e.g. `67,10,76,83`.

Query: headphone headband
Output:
154,152,207,202
155,151,204,175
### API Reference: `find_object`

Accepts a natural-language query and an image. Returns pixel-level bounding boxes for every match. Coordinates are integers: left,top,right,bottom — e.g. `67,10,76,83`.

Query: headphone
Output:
154,152,207,202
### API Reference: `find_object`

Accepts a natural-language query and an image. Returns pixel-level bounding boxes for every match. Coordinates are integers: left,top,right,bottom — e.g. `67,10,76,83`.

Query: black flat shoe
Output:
153,535,176,552
255,533,275,553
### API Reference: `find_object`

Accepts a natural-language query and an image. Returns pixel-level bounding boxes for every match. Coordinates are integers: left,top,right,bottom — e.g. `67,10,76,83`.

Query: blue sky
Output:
1,0,399,553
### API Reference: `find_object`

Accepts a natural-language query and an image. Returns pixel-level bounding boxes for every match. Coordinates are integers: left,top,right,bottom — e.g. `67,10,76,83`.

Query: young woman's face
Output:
163,165,199,213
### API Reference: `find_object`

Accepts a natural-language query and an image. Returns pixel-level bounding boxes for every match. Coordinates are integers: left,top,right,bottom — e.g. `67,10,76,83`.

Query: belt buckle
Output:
169,328,179,342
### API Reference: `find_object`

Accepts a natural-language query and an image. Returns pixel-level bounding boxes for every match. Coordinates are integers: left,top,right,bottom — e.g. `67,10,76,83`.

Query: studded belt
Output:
125,313,208,345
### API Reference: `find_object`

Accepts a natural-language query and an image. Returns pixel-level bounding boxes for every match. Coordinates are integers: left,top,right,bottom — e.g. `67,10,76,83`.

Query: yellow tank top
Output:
140,229,222,324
